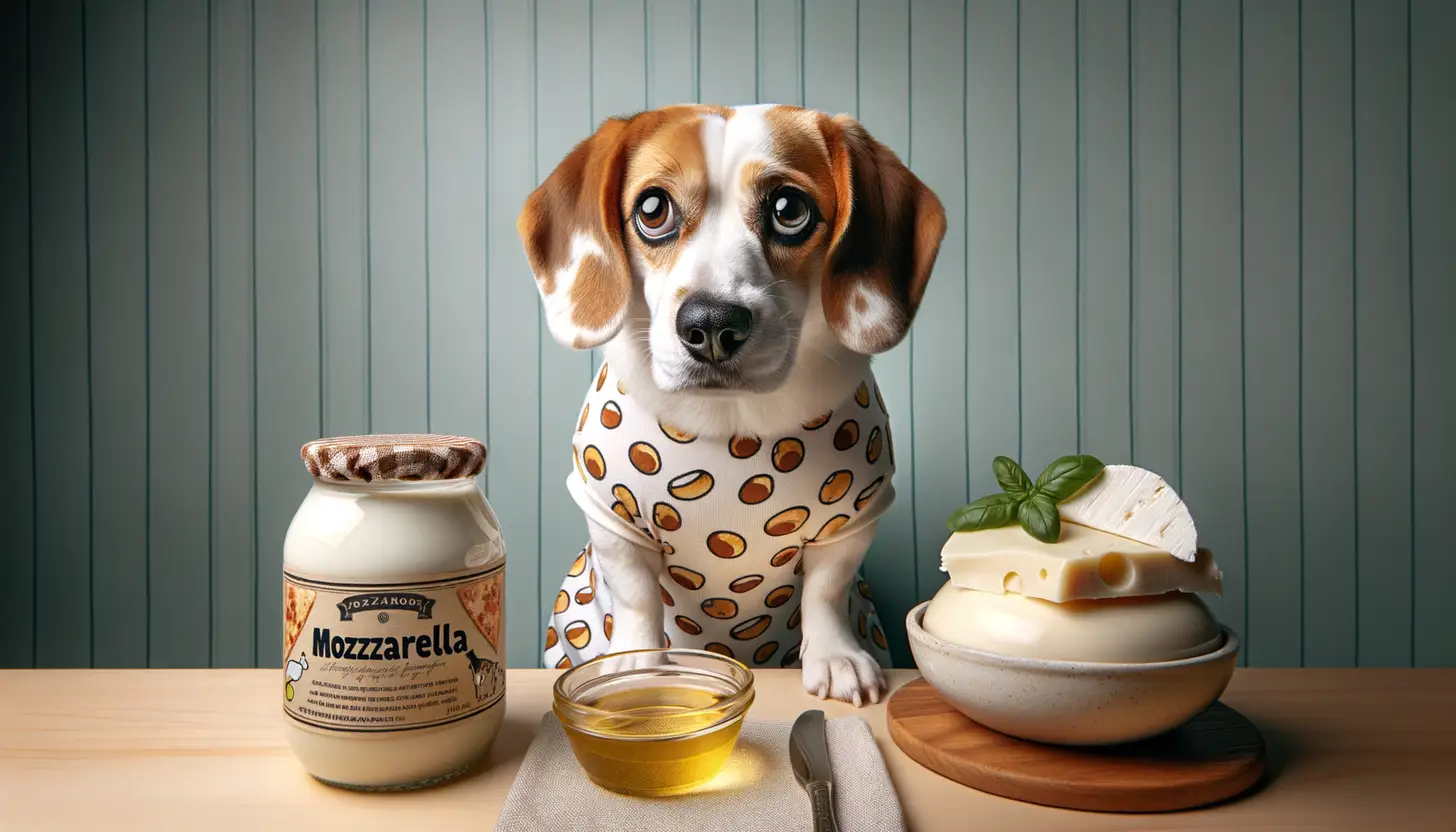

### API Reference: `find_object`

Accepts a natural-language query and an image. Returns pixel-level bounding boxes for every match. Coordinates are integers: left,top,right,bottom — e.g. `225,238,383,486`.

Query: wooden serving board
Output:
886,678,1266,813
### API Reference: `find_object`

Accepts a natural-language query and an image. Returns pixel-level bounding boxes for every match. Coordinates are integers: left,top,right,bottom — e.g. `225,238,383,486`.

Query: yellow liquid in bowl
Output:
557,681,747,796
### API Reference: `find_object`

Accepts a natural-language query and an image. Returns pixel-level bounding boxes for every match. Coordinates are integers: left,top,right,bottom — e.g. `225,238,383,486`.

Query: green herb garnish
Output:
946,454,1105,543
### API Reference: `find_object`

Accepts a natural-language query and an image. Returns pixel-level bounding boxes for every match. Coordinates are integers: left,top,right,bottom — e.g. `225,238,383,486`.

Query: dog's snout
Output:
675,294,753,363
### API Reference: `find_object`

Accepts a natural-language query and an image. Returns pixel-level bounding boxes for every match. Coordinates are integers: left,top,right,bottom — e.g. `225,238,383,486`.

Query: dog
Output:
519,104,945,706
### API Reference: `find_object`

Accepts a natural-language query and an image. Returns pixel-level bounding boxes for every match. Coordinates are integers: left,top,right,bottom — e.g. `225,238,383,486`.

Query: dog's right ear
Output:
818,114,946,355
517,118,634,350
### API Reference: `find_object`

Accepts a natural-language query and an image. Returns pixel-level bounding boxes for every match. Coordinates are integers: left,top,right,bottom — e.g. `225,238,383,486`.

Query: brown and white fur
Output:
517,103,945,705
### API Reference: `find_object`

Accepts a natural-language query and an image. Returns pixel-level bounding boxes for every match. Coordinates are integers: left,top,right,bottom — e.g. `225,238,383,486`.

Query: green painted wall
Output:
2,0,1452,670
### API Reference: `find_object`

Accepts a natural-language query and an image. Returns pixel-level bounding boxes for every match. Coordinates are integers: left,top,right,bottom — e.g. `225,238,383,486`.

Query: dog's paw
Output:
596,644,671,676
800,646,886,707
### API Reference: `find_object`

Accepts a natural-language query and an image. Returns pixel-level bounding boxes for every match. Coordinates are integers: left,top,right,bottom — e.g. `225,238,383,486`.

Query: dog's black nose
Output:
676,294,753,363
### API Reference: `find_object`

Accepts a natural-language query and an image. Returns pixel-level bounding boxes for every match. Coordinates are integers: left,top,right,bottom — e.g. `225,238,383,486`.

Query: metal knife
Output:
789,709,841,832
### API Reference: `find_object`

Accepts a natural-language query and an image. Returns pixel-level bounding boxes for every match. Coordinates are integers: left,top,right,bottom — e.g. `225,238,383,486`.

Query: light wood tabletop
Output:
1,668,1453,830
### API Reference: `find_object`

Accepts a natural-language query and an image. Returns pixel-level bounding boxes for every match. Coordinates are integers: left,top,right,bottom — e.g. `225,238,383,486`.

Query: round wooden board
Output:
886,678,1266,813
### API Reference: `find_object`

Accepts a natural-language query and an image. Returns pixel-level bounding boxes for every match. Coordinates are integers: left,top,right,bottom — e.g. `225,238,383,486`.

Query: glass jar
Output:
281,434,506,790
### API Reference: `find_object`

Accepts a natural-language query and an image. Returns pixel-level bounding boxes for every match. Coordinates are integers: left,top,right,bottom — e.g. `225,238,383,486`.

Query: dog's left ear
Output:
818,114,947,354
517,117,634,350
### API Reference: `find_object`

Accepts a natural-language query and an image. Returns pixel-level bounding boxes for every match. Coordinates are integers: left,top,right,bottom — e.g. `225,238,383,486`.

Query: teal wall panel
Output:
1411,0,1456,668
209,0,258,668
147,0,214,668
85,0,149,668
318,0,371,439
1241,0,1303,668
1353,0,1414,669
2,0,1452,671
30,0,92,669
1300,0,1359,668
0,0,35,669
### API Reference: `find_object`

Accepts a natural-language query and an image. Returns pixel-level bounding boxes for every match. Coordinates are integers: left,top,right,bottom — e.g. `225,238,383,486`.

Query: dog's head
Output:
518,104,946,395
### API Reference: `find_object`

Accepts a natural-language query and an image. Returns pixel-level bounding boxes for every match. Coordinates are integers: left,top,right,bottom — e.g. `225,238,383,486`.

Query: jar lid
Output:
300,434,486,483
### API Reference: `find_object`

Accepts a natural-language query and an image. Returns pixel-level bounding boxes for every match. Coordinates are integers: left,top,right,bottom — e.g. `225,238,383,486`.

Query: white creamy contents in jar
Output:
282,434,506,790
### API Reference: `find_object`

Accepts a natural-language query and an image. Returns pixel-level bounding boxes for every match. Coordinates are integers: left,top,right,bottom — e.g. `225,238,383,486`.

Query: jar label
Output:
282,563,505,733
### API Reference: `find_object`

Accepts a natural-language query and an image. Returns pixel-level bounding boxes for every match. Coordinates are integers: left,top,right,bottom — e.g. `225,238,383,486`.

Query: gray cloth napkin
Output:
494,714,906,832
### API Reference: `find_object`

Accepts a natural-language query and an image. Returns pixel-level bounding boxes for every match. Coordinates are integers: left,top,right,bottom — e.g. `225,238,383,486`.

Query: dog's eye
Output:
634,189,678,242
767,187,814,242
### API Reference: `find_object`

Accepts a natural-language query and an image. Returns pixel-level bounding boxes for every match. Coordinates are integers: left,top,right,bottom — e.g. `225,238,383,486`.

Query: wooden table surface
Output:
2,668,1453,830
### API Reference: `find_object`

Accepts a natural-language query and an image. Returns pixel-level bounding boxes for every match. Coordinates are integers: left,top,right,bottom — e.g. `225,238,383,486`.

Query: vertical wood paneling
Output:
147,0,212,669
1178,0,1245,643
85,0,149,668
964,0,1021,522
1353,0,1413,668
253,0,322,667
646,0,697,107
908,0,967,607
537,0,593,665
699,0,755,105
1077,0,1132,464
592,0,647,119
29,0,92,669
1018,0,1078,477
756,0,801,105
367,0,428,433
9,0,1453,670
318,0,370,437
856,0,915,668
1301,0,1358,668
1129,0,1180,483
209,0,256,668
487,0,542,668
801,0,854,117
1242,0,1303,668
0,0,35,668
1411,0,1456,668
425,0,489,441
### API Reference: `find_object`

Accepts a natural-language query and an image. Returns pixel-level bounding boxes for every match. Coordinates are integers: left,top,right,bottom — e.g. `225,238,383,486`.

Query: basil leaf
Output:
947,493,1022,533
992,456,1034,497
1017,495,1062,543
1032,454,1106,502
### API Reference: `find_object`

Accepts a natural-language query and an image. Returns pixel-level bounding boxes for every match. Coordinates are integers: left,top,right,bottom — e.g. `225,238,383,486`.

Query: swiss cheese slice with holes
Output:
1058,464,1199,562
940,522,1222,603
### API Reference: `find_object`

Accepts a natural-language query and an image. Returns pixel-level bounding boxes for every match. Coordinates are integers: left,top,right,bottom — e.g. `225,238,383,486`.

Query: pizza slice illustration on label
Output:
283,583,318,659
457,570,504,653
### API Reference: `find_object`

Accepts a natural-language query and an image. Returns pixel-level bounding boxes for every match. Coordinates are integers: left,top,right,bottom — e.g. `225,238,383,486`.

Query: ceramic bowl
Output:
906,601,1239,746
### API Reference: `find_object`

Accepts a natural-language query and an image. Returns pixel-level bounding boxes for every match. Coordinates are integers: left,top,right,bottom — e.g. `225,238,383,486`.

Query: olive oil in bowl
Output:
553,649,755,796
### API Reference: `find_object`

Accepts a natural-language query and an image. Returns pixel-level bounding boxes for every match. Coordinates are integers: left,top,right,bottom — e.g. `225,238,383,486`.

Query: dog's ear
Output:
517,117,634,350
818,114,946,355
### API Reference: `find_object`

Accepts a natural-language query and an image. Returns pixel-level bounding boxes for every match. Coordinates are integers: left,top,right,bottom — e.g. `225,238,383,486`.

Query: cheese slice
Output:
1058,465,1199,562
940,522,1222,603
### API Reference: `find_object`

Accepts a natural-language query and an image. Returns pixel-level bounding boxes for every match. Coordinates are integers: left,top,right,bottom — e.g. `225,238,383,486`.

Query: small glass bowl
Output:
552,648,756,796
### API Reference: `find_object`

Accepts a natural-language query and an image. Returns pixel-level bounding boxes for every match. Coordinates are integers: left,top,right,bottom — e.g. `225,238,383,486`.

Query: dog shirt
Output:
542,360,898,671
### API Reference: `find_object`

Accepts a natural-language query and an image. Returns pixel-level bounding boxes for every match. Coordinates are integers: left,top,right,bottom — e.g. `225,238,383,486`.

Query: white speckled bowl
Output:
906,601,1239,746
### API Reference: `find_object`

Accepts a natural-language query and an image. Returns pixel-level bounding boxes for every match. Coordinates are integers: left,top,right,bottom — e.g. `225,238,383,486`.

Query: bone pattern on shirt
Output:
543,362,896,670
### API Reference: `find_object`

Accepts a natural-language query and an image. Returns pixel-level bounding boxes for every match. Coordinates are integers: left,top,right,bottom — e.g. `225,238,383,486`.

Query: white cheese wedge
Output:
1057,464,1199,562
940,522,1222,603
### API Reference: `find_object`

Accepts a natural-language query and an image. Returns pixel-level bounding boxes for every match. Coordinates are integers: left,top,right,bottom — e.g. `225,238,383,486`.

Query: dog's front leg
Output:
587,517,668,663
799,522,887,707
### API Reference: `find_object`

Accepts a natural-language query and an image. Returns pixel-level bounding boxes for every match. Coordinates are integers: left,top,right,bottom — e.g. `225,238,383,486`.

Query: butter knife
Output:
789,709,840,832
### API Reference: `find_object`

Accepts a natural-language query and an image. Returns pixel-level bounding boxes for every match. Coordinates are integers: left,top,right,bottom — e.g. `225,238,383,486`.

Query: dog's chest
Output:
570,363,895,626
